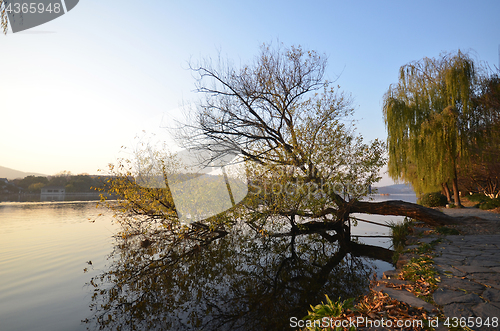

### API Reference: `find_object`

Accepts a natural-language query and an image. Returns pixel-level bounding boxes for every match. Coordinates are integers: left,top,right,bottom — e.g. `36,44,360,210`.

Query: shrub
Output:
479,198,500,210
467,194,500,210
418,192,447,207
467,193,490,203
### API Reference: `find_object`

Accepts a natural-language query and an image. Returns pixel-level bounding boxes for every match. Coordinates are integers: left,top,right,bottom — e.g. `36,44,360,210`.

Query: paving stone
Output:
378,278,409,286
483,288,500,302
472,255,500,262
433,288,483,305
439,278,485,292
443,267,467,277
455,265,496,274
443,253,468,260
457,250,482,257
379,287,436,311
434,257,463,265
472,302,500,321
418,237,439,244
468,274,500,290
469,260,500,268
443,303,474,319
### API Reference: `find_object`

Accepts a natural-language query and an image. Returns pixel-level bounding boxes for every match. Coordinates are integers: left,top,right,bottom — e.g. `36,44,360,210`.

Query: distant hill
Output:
0,166,46,180
373,183,415,194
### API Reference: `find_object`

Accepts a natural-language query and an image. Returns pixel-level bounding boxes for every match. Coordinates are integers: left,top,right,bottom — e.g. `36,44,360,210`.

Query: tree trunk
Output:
350,200,458,227
442,182,452,203
452,176,462,207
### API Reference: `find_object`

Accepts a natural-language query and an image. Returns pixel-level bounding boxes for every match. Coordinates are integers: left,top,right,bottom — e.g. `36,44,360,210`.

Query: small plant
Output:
388,217,413,250
435,226,460,235
303,295,356,330
418,192,447,207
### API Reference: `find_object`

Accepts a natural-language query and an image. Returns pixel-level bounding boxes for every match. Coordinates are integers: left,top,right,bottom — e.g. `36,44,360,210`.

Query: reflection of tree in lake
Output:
85,44,416,330
85,217,392,331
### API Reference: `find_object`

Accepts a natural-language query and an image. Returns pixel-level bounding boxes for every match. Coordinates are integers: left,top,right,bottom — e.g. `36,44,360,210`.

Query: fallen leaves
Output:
322,284,436,330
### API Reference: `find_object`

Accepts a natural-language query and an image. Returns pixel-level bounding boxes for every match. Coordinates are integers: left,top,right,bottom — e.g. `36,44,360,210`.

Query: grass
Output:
303,295,356,330
387,217,414,264
435,226,460,235
388,217,413,249
400,255,440,303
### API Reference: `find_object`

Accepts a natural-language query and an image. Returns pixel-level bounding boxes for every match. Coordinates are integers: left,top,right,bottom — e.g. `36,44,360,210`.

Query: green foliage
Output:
388,217,413,250
479,198,500,210
11,173,106,193
383,51,481,195
13,175,48,192
304,295,356,331
27,182,45,192
418,192,447,207
435,226,460,235
467,193,491,203
466,193,500,209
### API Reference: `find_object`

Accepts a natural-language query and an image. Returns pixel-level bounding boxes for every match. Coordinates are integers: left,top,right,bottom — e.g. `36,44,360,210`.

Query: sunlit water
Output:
0,201,118,331
0,194,416,331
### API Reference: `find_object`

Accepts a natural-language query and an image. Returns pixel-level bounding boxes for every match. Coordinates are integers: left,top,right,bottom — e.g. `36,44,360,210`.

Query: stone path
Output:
376,232,500,330
432,235,500,330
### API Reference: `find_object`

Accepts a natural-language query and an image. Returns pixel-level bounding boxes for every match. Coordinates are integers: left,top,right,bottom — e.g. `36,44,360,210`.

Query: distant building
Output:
41,186,66,195
41,186,66,201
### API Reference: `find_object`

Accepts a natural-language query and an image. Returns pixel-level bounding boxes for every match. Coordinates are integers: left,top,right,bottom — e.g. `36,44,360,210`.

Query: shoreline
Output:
307,207,500,330
367,207,500,330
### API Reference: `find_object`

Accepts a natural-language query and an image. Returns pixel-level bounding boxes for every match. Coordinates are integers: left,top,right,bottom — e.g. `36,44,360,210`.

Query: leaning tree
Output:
177,43,459,228
86,44,470,331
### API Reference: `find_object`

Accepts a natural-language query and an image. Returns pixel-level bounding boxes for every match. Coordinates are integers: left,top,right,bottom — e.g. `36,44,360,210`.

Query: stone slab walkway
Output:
432,235,500,330
376,233,500,330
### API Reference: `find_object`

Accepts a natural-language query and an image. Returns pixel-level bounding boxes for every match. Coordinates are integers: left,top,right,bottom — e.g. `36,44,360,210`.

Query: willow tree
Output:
383,51,480,206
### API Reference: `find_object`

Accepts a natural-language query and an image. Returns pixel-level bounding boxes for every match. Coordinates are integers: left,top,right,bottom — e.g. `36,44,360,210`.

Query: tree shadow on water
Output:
83,220,393,331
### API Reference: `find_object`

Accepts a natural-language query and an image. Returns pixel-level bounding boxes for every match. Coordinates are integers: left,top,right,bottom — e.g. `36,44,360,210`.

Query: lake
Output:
0,201,118,331
0,194,416,331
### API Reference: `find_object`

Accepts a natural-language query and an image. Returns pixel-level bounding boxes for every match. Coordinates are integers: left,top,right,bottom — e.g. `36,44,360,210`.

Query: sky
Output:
1,0,499,186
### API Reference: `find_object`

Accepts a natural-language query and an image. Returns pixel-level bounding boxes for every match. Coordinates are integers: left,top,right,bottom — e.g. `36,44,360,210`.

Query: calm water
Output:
0,201,117,331
0,194,416,331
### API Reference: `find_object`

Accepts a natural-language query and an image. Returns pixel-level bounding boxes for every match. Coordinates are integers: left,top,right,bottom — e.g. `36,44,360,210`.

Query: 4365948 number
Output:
444,316,498,328
5,2,62,14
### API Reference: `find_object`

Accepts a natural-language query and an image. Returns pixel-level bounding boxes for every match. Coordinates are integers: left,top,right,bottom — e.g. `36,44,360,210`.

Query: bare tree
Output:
177,43,459,228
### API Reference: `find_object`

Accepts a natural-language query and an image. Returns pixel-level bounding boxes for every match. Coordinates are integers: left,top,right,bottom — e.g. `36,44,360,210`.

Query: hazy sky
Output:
2,0,499,185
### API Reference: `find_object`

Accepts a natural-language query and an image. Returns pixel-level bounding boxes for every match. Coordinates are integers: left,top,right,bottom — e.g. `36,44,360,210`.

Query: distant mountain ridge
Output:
0,166,46,180
373,183,415,194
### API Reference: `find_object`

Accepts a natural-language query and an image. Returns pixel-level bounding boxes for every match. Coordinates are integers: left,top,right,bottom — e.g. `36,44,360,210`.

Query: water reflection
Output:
86,220,393,330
